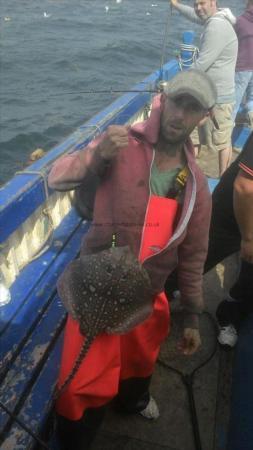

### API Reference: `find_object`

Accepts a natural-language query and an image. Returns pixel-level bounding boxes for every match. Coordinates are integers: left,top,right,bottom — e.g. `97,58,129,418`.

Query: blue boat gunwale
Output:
0,296,65,433
0,213,89,439
2,336,64,448
0,210,87,338
0,60,179,244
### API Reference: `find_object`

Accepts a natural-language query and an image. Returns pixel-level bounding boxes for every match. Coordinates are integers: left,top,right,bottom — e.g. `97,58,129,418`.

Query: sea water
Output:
0,0,242,185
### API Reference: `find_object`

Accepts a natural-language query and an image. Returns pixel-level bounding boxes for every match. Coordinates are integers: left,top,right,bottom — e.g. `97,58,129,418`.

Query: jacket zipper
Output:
138,148,155,262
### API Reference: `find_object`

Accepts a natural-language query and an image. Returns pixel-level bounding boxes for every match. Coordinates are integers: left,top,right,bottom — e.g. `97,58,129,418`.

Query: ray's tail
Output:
54,334,95,401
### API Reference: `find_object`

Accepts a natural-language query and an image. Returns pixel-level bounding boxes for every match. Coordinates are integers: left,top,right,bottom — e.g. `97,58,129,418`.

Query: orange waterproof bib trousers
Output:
56,196,178,420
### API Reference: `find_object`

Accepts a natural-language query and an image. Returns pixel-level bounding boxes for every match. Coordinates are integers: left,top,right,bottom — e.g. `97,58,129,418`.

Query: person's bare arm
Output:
233,169,253,263
170,0,179,6
169,0,202,23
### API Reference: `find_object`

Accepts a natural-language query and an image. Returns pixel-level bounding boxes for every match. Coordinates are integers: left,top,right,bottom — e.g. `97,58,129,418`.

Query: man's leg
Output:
219,146,233,176
198,103,234,177
117,376,151,411
214,103,234,176
216,260,253,347
233,71,252,123
205,185,244,346
207,167,242,269
230,260,253,313
56,406,106,450
116,292,169,420
55,318,122,449
245,72,253,127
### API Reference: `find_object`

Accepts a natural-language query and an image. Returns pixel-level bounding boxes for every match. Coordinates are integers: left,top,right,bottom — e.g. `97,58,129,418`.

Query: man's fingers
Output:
178,328,201,355
114,137,129,146
107,125,129,138
106,125,129,148
183,340,199,355
178,340,197,355
98,126,129,159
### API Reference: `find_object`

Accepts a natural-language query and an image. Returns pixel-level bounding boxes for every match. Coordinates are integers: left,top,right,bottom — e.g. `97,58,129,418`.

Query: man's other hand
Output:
170,0,179,7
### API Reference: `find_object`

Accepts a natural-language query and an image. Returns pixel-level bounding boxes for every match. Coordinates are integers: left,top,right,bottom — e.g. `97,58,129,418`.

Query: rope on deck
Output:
178,44,199,70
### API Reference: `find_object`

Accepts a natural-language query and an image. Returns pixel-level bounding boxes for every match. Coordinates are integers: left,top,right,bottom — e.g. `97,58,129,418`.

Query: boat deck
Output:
89,257,237,450
0,81,251,448
87,142,245,450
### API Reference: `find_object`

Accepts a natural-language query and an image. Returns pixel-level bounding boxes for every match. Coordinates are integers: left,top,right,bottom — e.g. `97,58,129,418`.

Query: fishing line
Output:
1,88,160,99
159,6,173,78
0,399,51,450
158,311,218,450
50,88,158,97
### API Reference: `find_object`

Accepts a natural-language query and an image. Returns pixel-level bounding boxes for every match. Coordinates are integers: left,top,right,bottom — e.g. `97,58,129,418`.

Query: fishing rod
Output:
51,88,159,96
159,9,173,76
3,87,164,98
158,0,174,82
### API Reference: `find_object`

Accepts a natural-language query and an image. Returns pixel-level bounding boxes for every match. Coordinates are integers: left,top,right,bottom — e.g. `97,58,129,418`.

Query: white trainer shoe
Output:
139,396,160,420
217,324,238,348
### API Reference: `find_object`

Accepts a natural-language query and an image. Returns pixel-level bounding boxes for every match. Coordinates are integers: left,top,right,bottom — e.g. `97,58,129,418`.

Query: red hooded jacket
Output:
48,95,212,324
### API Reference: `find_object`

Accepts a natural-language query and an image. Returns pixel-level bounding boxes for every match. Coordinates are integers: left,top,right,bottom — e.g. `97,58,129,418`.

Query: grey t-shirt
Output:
150,163,181,197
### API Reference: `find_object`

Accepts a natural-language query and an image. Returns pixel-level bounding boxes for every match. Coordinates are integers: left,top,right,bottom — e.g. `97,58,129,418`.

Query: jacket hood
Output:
215,8,236,25
243,6,253,23
131,94,195,162
131,95,162,145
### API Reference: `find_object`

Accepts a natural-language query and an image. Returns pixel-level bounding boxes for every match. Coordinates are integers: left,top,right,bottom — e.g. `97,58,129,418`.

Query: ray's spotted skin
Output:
56,246,153,397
